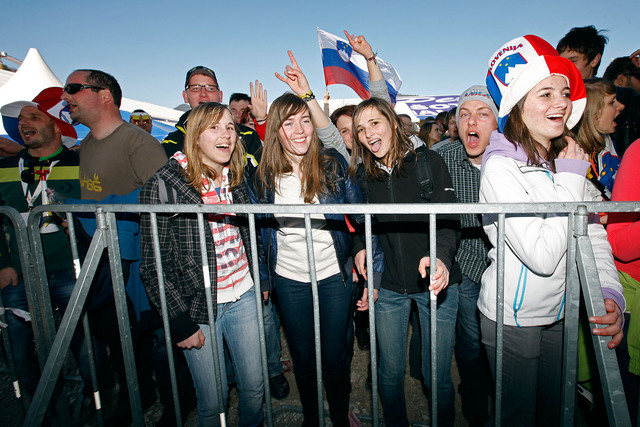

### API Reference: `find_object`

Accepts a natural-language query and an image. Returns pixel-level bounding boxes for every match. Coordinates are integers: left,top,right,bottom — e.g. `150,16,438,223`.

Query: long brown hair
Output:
349,97,414,180
256,93,335,203
573,78,617,157
503,99,569,170
183,102,246,192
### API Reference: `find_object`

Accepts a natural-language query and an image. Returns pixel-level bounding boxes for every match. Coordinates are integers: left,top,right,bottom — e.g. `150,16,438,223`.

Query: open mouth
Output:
368,139,381,153
215,143,231,150
467,132,479,148
21,129,36,139
546,113,564,123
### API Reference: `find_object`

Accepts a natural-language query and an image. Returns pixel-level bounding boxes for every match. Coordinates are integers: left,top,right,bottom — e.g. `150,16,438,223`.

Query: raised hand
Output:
344,30,375,58
275,51,311,97
249,80,267,121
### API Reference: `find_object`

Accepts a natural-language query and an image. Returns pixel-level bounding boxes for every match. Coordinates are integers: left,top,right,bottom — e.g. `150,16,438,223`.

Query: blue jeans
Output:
1,268,90,395
183,287,264,427
275,273,354,427
376,285,458,427
454,276,491,424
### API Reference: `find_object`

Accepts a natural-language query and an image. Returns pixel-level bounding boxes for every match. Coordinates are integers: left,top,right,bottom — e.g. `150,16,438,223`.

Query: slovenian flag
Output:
317,28,402,103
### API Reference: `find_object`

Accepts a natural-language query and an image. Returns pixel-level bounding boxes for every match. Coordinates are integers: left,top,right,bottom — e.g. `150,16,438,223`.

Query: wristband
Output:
301,91,315,102
366,53,377,64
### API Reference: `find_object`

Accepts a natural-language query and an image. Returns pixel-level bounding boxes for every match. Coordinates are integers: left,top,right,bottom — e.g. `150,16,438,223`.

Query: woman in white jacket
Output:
479,35,625,426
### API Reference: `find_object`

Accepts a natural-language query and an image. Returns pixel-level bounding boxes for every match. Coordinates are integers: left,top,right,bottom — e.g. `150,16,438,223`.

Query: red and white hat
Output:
486,35,586,132
1,87,77,148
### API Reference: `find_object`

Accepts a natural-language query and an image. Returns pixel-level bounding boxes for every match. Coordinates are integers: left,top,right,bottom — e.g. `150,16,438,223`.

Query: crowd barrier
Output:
0,201,638,427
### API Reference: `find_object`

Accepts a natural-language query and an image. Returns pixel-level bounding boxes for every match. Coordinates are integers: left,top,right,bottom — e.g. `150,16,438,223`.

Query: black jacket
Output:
355,146,461,294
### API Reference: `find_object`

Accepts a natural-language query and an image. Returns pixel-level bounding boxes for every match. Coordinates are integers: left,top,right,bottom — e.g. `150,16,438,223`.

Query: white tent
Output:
0,48,182,137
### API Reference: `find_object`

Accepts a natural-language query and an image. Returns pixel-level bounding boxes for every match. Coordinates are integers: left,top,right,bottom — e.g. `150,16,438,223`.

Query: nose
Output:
616,100,625,113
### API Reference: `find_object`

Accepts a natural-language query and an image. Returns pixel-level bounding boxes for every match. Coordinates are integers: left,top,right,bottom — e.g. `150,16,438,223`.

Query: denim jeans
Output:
275,273,354,427
376,285,458,427
454,276,491,424
1,268,89,395
183,287,264,427
262,295,284,378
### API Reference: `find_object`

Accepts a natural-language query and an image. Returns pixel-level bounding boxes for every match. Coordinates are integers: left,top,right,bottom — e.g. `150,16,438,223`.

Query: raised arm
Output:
344,30,390,104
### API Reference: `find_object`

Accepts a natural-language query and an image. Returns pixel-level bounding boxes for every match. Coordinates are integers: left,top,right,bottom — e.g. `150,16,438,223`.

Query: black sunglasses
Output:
63,83,105,95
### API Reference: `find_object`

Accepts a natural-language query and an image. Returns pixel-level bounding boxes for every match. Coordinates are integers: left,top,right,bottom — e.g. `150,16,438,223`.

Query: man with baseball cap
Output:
161,66,263,159
0,86,88,397
435,85,498,426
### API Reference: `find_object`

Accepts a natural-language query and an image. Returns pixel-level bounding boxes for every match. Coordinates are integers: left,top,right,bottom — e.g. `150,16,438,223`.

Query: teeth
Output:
469,132,478,136
547,114,563,119
369,139,380,146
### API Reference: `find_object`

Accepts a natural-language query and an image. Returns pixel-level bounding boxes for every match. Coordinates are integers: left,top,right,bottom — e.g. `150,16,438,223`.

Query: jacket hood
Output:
482,131,530,166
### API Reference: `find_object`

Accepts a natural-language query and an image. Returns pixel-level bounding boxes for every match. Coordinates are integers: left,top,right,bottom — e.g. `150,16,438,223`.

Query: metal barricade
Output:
7,201,639,427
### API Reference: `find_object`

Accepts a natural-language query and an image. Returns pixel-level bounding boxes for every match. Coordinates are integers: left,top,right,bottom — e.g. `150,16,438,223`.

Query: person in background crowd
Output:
431,108,458,150
481,34,624,426
603,56,640,94
435,85,497,426
229,92,251,124
557,25,608,80
573,78,625,202
130,108,152,133
418,118,444,148
0,87,91,400
557,25,640,157
162,66,262,160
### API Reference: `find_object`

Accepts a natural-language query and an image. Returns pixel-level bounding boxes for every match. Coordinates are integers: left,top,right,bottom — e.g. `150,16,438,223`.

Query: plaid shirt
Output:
139,158,255,343
435,141,490,282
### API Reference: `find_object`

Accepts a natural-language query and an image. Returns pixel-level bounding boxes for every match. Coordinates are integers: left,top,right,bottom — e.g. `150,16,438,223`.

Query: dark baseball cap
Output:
185,66,218,88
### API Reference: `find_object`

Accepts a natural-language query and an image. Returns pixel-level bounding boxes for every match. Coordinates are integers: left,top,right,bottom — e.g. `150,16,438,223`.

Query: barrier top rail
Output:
27,201,640,217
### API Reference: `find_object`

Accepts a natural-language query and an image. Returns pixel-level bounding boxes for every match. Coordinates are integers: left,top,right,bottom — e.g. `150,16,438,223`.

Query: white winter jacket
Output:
478,132,624,327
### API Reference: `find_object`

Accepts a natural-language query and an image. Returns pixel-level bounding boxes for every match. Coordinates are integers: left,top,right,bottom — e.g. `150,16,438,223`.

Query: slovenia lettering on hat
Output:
486,35,586,132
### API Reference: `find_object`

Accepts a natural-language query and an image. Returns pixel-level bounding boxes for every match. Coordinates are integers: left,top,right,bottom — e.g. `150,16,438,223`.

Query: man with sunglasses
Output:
161,66,262,159
129,109,153,134
0,87,89,399
62,69,167,422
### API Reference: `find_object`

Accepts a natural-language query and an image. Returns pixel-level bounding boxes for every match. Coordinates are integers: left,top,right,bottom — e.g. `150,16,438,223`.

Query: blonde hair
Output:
183,102,245,192
574,78,617,157
256,93,335,203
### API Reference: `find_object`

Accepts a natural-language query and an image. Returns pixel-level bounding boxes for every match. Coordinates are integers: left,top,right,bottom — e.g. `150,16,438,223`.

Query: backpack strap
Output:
415,149,434,201
157,174,178,205
356,165,370,202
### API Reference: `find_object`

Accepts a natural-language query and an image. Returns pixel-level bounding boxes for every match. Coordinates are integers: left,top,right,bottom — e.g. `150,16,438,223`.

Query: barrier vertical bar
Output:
304,213,324,426
561,211,579,427
574,205,631,426
149,212,183,426
196,212,226,426
494,213,505,427
65,211,104,426
104,211,143,426
429,213,438,426
248,213,273,427
365,213,379,427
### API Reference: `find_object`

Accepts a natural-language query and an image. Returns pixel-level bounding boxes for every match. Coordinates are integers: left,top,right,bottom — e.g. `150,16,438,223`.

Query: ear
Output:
589,53,602,70
101,89,113,105
613,74,626,87
183,90,189,104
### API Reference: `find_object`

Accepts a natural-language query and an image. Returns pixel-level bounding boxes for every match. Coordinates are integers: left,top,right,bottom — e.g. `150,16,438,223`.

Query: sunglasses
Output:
63,83,105,95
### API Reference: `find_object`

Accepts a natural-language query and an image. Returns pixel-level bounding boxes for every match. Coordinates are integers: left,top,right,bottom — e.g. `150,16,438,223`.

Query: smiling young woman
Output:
250,92,383,426
139,102,264,426
481,35,625,426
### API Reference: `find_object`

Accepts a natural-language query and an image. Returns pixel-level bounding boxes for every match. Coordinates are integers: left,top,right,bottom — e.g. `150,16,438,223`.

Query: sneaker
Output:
269,373,290,400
